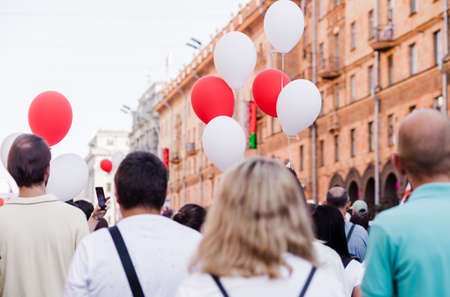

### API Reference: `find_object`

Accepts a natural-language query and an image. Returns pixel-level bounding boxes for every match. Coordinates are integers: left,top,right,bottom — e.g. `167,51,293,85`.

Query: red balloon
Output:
191,76,234,124
100,159,113,173
28,91,73,146
252,69,290,117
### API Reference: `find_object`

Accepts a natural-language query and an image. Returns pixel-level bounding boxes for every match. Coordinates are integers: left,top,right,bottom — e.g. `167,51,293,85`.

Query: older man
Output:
362,109,450,297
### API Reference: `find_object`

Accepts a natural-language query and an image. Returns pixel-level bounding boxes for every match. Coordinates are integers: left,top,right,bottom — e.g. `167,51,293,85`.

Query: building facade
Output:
155,0,449,212
130,82,164,154
83,130,129,224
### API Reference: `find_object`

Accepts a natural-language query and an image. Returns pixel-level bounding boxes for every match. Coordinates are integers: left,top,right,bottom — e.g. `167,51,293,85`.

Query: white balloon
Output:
277,79,322,136
214,31,256,90
202,116,246,172
1,133,22,168
264,0,305,54
46,153,88,201
112,151,125,171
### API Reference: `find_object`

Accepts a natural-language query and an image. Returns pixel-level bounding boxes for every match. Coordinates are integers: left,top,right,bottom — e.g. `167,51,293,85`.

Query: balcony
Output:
186,142,196,156
170,154,181,164
319,57,341,80
370,24,395,51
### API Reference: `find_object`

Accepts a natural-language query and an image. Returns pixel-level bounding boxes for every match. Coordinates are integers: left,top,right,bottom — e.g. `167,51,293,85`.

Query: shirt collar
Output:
409,182,450,202
5,194,59,205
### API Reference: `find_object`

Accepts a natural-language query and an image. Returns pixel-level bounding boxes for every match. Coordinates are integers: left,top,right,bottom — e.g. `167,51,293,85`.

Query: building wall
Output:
155,0,449,211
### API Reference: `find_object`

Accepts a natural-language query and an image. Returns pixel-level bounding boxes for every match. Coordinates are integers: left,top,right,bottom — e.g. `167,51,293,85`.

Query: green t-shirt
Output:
362,183,450,297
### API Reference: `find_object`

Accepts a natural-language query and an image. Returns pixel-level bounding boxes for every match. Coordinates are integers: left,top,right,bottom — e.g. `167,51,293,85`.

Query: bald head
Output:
397,109,450,181
326,186,349,208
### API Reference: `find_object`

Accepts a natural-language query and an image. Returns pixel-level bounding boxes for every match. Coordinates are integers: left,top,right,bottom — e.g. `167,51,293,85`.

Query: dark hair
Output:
74,200,94,221
94,218,108,231
114,151,168,210
312,205,350,258
350,213,369,231
8,134,51,188
173,204,206,232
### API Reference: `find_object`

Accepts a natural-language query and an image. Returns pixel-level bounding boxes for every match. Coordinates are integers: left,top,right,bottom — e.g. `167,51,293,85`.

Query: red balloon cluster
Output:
100,159,113,173
191,76,234,124
252,69,290,117
28,91,73,146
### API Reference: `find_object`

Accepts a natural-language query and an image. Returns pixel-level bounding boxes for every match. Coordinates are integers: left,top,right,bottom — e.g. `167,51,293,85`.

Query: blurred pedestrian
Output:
313,205,364,297
362,109,450,297
176,158,345,297
326,187,368,261
173,203,206,232
0,134,88,297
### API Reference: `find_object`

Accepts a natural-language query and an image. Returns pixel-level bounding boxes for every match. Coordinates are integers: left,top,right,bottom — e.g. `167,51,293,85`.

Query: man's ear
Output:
114,187,119,204
393,154,407,175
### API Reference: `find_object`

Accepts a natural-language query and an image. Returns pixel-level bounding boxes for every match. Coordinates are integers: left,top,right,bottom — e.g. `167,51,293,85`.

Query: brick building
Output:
154,0,449,211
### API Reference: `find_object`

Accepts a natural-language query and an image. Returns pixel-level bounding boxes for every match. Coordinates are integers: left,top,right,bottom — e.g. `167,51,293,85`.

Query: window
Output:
351,22,356,49
319,140,324,167
271,117,275,135
319,43,325,68
334,84,340,109
320,91,325,115
368,65,374,94
369,10,375,39
106,183,112,193
351,75,356,102
351,129,356,157
299,145,304,171
319,0,325,18
434,96,444,112
388,0,394,21
107,138,114,146
388,115,394,146
409,44,417,75
335,33,340,67
434,30,442,66
388,55,394,85
334,0,340,8
334,135,339,162
410,0,417,15
409,105,416,113
368,122,374,152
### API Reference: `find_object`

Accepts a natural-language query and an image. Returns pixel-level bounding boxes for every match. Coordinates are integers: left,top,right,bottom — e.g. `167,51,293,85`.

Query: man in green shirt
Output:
362,109,450,297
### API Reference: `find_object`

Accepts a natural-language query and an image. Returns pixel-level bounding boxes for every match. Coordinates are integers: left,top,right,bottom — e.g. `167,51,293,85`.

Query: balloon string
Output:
287,136,293,169
234,90,238,120
281,53,285,90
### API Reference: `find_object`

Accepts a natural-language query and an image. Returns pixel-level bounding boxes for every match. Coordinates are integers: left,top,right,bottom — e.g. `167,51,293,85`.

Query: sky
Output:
0,0,250,181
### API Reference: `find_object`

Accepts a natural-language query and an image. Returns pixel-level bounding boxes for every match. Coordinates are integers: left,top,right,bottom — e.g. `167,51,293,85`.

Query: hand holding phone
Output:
95,187,107,210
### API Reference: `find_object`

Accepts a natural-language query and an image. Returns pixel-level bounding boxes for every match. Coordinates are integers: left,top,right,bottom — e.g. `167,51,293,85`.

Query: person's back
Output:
64,151,201,297
0,197,87,297
0,134,88,297
362,109,450,297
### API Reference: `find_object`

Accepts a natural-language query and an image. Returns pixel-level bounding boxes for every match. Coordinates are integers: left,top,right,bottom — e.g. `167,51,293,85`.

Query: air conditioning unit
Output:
186,142,196,156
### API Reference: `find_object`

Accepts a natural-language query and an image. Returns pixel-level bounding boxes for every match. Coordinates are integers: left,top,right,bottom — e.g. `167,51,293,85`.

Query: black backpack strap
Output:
299,266,317,297
109,226,145,297
211,275,230,297
346,223,356,242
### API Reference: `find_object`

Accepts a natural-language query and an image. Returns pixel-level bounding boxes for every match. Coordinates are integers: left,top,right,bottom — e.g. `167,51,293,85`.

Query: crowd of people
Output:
0,108,448,297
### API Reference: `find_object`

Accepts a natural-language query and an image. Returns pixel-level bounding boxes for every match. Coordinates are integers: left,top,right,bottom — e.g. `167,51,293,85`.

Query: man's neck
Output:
338,207,347,220
120,206,161,219
19,184,46,198
410,175,450,190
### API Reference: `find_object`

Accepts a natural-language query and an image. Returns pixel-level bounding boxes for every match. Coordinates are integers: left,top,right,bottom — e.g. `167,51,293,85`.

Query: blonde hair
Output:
190,157,317,278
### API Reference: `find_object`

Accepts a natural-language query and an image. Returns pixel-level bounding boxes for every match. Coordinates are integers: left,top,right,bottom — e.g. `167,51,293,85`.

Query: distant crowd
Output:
0,109,449,297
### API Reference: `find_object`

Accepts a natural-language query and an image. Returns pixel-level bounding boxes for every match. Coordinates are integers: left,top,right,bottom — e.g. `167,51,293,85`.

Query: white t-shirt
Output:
64,214,202,297
312,241,346,289
176,253,345,297
343,260,364,297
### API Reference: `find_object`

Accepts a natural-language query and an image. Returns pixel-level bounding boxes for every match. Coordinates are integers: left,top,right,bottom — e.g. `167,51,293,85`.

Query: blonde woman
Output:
176,158,345,297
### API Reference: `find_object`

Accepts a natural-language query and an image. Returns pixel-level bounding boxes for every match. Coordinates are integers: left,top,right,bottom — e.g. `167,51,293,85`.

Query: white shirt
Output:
312,242,346,290
64,214,202,297
343,260,364,297
176,253,345,297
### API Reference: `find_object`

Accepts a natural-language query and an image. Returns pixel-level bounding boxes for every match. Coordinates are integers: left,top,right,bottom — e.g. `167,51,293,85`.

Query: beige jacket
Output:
0,194,89,297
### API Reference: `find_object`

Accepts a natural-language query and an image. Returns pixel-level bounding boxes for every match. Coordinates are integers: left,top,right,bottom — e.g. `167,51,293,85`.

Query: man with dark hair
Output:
65,151,201,297
0,134,88,297
362,110,450,297
326,187,368,261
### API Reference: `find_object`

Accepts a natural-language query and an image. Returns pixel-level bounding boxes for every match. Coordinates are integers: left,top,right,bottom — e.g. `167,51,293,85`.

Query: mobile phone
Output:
95,187,106,210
